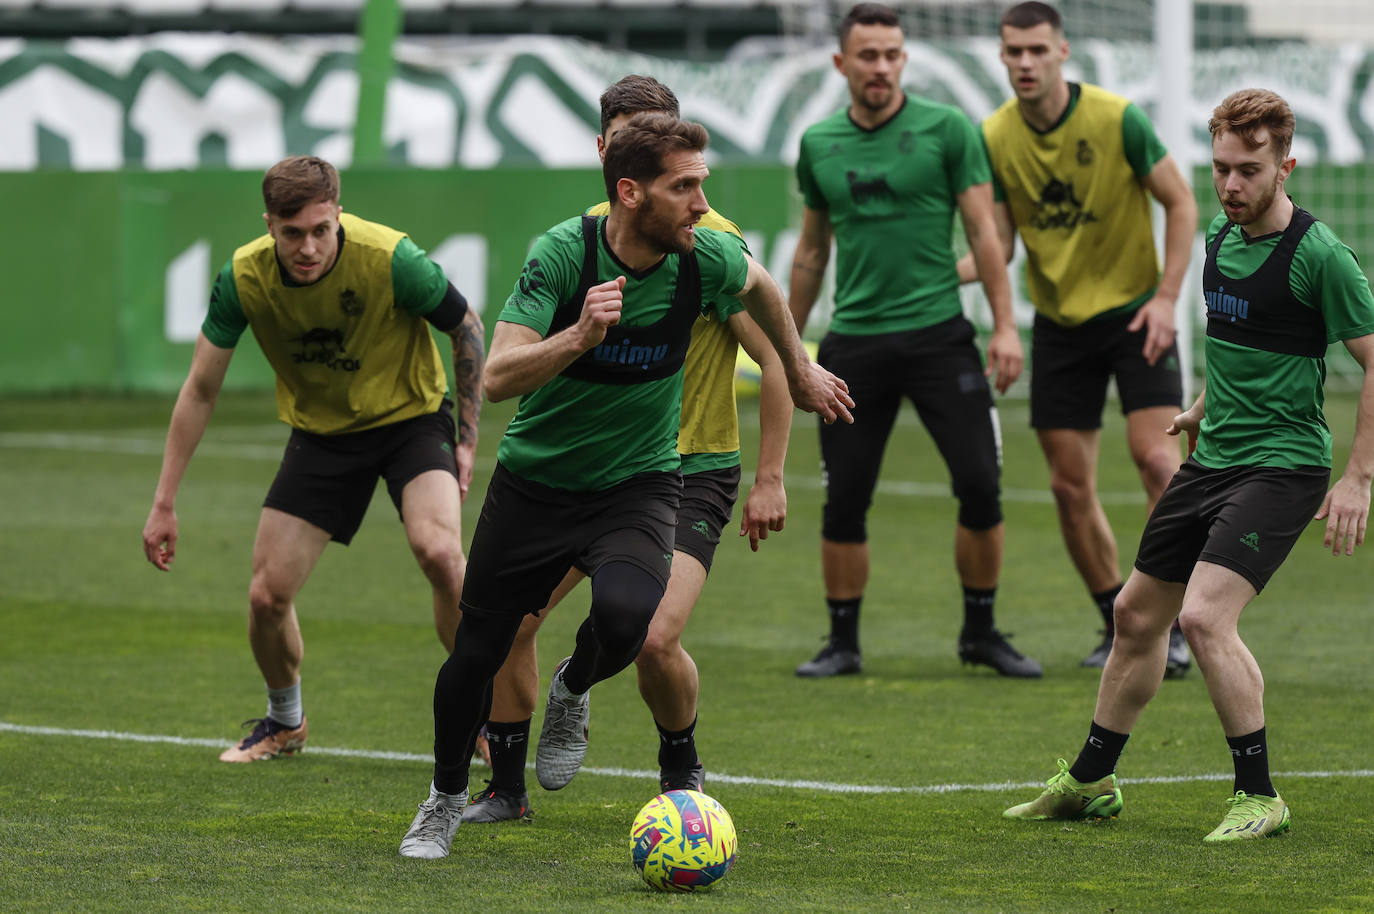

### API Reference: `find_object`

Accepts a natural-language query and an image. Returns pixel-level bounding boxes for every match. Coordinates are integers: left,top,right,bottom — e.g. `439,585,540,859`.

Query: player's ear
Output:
832,51,844,73
263,212,274,236
616,176,643,209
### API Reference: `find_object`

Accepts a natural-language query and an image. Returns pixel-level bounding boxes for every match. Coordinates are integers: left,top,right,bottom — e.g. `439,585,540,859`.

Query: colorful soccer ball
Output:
630,789,737,892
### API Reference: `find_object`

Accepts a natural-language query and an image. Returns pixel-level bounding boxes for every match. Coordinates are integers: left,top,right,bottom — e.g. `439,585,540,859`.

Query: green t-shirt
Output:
1197,211,1374,469
203,231,446,348
796,94,989,335
496,215,749,491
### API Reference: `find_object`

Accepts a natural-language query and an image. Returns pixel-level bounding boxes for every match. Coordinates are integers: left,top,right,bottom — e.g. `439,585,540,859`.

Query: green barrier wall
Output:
1,166,801,393
3,164,1369,394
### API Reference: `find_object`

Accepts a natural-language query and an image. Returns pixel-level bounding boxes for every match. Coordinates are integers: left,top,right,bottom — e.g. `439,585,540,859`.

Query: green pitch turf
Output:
1,390,1371,913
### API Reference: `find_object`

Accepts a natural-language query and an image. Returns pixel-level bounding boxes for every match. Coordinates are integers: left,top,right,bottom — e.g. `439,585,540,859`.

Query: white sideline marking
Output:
3,722,1370,795
0,433,1143,505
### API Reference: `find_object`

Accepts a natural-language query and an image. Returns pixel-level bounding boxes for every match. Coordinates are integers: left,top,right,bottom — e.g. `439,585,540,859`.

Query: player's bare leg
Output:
1124,404,1192,675
954,522,1040,677
1173,563,1263,735
636,552,708,790
795,539,867,677
1038,427,1127,665
400,469,466,654
221,507,330,762
1093,570,1185,732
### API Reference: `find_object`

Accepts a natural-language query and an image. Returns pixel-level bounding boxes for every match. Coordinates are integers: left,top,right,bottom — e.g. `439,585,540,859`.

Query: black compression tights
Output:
560,562,664,693
429,562,664,795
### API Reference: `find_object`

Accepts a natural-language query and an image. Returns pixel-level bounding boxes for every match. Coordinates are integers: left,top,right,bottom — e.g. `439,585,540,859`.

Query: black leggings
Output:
430,561,665,794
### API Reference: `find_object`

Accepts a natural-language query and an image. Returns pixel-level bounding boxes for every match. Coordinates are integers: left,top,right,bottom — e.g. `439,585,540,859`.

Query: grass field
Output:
2,389,1371,913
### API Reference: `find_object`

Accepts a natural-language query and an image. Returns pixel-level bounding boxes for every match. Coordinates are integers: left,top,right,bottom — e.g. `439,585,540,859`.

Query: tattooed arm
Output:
446,306,486,501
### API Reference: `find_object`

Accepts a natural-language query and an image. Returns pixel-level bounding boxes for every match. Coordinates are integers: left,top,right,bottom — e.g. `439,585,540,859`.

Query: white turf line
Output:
0,432,1142,505
3,722,1371,796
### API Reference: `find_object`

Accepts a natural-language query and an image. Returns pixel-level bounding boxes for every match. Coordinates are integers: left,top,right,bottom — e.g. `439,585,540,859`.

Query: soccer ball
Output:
630,789,737,892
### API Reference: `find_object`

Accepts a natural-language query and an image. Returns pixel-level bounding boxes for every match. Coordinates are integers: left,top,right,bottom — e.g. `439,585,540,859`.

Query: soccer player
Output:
790,2,1039,679
460,75,798,825
399,113,853,859
141,155,485,761
959,1,1199,672
1003,88,1374,842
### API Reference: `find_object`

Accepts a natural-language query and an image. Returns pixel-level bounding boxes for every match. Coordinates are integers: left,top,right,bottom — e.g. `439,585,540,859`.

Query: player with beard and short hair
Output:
1003,88,1374,843
463,75,800,824
399,113,854,859
790,2,1039,680
959,1,1199,674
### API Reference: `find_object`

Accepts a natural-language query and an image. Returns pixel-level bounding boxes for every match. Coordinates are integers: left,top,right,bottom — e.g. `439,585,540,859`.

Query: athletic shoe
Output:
1202,791,1290,843
1164,626,1192,679
660,763,706,793
218,715,308,762
1081,630,1113,668
473,725,492,767
958,630,1043,678
795,639,862,678
460,783,533,823
399,784,467,859
1003,758,1123,820
535,657,590,790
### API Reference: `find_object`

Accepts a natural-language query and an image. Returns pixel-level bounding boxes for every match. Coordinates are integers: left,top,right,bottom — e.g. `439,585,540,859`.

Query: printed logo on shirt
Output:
518,258,547,296
846,169,896,206
1205,285,1251,323
339,288,364,316
1030,177,1098,231
290,327,360,371
1076,139,1094,165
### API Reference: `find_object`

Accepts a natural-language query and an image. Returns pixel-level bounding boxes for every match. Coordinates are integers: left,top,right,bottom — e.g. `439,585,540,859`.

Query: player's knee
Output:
247,575,293,622
1112,591,1168,648
1134,446,1180,499
589,565,662,656
636,627,679,669
1047,470,1094,513
955,487,1002,531
1176,608,1224,655
821,505,867,543
410,530,465,589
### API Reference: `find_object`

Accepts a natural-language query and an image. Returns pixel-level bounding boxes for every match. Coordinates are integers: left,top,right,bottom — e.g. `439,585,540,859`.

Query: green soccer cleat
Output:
1202,791,1290,843
1003,758,1123,820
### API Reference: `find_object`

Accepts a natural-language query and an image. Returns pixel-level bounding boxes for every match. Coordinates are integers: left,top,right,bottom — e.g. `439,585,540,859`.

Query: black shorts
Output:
1030,309,1182,430
459,462,681,617
263,401,458,545
817,316,1003,540
673,465,741,572
1133,459,1329,592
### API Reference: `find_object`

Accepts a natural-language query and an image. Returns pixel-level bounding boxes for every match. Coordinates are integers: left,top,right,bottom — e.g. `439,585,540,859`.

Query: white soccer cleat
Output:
399,784,466,859
535,657,590,790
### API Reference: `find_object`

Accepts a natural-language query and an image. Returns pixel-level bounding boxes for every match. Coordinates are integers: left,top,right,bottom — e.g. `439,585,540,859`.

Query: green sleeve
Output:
945,109,991,197
1305,239,1374,343
391,236,449,316
696,227,750,302
1204,211,1228,247
796,135,827,211
201,259,248,348
1121,103,1168,178
499,225,582,336
706,232,750,321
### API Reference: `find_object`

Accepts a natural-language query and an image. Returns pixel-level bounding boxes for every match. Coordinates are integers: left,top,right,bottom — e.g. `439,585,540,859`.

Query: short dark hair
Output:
599,75,680,136
602,112,709,203
261,155,339,218
838,3,901,50
1209,88,1296,163
1000,1,1063,33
